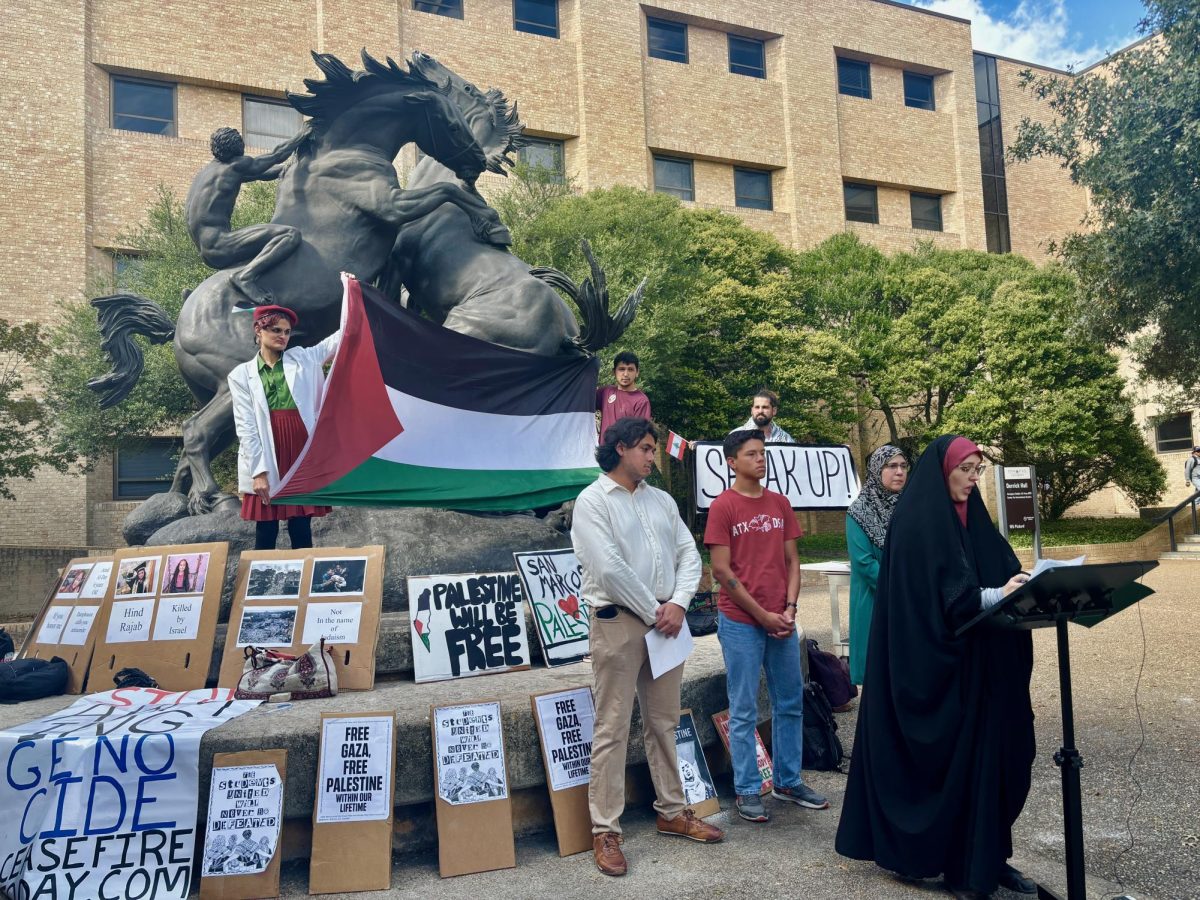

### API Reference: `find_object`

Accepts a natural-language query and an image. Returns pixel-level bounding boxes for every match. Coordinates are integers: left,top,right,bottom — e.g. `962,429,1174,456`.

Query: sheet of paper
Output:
201,763,284,877
36,606,72,644
645,617,693,679
59,606,98,645
315,715,393,823
534,688,595,791
105,598,155,643
1029,555,1086,580
302,601,363,645
151,595,204,641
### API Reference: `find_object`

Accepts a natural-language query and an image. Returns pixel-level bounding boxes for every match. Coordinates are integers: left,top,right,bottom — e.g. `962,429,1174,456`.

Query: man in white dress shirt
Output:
571,417,723,877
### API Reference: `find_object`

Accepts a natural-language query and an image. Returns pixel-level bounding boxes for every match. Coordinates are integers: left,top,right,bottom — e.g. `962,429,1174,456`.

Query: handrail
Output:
1153,490,1200,552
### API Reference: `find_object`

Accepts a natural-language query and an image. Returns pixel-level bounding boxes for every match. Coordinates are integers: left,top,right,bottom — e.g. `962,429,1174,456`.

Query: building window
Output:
1155,413,1194,452
112,252,143,288
844,182,878,224
728,35,765,78
837,57,871,99
112,77,176,136
975,53,1011,253
910,192,943,231
114,439,181,500
904,71,935,110
514,0,558,38
647,18,688,63
653,155,694,201
243,97,303,150
734,168,772,210
519,137,565,181
413,0,463,17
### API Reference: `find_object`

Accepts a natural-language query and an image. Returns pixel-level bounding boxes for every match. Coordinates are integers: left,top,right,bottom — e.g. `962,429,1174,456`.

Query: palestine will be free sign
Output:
692,442,861,512
0,688,258,900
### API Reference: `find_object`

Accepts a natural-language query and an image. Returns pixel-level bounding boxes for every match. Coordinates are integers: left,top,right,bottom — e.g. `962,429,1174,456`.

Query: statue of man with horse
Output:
89,50,642,517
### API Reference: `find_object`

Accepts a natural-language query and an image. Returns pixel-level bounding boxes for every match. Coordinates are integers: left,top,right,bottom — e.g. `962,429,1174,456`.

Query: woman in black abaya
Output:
835,435,1037,899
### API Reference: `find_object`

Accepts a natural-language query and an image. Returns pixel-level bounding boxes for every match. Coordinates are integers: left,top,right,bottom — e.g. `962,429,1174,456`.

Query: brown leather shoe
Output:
656,808,725,843
593,832,627,876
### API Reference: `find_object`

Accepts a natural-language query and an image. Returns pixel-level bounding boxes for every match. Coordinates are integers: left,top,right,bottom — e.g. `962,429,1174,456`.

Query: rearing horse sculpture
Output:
89,51,508,514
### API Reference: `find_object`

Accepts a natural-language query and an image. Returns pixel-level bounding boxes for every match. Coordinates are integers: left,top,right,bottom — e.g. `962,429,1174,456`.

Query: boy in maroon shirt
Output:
596,351,651,439
704,429,829,822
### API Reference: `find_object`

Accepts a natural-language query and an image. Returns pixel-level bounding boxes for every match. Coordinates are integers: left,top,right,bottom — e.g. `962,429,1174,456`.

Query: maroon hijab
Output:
941,436,982,527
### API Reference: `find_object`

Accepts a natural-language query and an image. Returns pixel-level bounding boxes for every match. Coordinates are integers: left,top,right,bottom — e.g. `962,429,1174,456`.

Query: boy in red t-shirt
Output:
704,429,829,822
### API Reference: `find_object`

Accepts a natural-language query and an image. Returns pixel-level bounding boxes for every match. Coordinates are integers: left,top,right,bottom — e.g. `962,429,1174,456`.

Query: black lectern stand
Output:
955,560,1159,900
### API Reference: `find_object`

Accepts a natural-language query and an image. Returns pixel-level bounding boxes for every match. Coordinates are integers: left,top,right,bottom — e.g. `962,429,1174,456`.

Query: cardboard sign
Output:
675,709,719,817
712,709,773,794
692,441,860,511
217,547,385,691
531,688,595,856
0,688,259,900
431,701,516,877
91,543,229,692
199,750,287,900
18,555,116,692
513,549,590,667
309,712,396,894
407,572,530,683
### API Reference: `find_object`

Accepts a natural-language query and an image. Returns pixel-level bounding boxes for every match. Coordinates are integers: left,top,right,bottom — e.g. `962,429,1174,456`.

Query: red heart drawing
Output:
558,595,581,619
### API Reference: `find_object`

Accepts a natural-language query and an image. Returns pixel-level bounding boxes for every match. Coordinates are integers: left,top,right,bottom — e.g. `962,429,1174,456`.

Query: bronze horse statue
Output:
89,51,507,514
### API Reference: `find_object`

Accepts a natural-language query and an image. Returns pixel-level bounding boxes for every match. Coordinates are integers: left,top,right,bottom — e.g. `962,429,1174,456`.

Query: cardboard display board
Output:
712,709,773,795
90,543,229,692
199,749,287,900
407,571,530,683
431,701,516,877
19,556,115,692
531,687,595,856
309,711,396,894
217,547,385,691
513,549,590,667
675,709,720,817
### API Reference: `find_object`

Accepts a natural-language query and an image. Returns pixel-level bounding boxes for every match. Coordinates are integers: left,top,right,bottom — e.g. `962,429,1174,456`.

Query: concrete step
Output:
1178,533,1200,544
1158,551,1200,560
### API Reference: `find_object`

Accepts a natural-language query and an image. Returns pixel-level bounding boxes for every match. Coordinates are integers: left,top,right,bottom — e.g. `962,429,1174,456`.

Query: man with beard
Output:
732,389,794,443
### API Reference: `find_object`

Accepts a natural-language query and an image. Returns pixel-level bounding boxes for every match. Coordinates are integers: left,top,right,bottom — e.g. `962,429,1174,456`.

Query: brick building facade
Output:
0,0,1175,550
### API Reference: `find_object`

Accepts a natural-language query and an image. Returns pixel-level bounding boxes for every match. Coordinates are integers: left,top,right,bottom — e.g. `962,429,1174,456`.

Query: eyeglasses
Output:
882,462,910,473
264,326,291,337
957,463,987,477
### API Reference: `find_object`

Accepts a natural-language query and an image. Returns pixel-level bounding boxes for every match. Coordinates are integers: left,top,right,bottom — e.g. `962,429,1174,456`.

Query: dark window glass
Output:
729,35,765,78
653,155,694,201
648,18,688,63
519,137,564,181
115,439,181,500
412,0,463,17
1155,413,1194,452
112,253,143,288
243,97,303,150
734,168,772,210
910,192,943,231
904,71,935,110
974,53,991,102
112,78,175,135
837,57,871,99
514,0,557,37
844,182,878,224
975,53,1010,253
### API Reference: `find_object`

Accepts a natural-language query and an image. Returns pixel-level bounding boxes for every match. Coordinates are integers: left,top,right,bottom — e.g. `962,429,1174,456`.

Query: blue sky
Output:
901,0,1148,69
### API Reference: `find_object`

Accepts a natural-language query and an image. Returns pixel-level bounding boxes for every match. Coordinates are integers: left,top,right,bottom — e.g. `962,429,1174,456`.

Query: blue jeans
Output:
717,612,805,796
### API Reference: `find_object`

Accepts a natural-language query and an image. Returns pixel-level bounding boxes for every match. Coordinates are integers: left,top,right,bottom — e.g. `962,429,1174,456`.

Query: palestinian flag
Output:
413,586,432,651
274,274,600,510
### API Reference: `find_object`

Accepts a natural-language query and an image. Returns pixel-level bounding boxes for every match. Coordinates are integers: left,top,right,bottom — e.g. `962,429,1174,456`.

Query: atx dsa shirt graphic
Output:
730,513,786,537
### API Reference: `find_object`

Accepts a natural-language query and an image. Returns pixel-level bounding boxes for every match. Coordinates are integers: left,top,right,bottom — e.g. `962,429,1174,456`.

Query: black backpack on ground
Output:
807,639,858,709
802,679,845,771
0,627,14,660
0,656,69,704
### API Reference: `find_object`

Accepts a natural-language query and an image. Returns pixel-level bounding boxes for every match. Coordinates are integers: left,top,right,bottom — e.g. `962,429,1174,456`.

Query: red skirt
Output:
240,409,332,522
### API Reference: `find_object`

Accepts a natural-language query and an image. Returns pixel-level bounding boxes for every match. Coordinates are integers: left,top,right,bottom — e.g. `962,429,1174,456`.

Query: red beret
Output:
253,305,298,326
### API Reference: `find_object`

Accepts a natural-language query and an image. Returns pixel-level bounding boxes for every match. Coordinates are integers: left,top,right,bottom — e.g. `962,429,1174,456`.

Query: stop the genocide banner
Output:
0,688,259,900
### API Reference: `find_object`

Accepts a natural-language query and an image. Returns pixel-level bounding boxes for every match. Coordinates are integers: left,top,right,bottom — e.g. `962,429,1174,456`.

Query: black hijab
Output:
835,435,1035,894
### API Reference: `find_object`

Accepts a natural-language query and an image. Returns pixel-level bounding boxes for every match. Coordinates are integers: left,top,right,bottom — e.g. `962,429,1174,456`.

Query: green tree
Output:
0,321,71,498
1009,0,1200,393
38,182,275,475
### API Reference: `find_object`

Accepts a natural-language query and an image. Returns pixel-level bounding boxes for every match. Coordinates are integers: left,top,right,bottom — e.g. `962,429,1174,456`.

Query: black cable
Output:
1108,599,1148,899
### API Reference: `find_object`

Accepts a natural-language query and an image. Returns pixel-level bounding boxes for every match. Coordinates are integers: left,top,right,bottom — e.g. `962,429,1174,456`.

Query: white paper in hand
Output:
1029,555,1086,580
645,616,693,679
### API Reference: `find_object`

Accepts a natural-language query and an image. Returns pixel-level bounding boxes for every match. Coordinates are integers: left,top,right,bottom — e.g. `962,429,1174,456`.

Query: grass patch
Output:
797,531,849,562
1006,516,1156,548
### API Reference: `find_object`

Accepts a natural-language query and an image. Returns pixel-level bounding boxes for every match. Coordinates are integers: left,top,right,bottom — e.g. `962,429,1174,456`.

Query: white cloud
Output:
909,0,1139,70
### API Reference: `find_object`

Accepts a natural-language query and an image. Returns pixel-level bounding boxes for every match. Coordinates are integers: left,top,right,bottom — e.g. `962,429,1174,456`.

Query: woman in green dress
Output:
846,444,908,685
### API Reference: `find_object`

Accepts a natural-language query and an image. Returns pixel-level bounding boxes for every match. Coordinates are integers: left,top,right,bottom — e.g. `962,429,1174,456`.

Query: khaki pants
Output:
588,608,686,834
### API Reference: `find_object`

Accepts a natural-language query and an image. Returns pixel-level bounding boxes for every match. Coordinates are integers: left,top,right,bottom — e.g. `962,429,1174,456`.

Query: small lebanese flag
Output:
666,430,688,460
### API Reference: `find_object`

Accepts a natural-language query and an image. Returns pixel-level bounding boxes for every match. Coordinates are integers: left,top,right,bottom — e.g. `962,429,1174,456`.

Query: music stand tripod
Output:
955,560,1158,900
